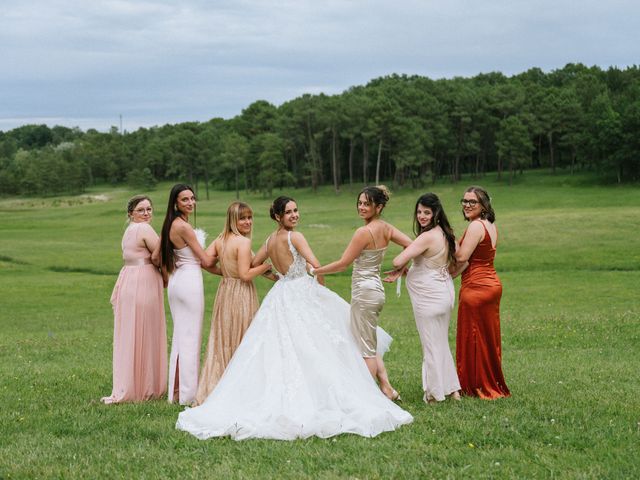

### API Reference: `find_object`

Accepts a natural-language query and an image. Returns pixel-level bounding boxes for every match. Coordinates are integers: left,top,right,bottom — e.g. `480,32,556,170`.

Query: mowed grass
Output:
0,171,638,479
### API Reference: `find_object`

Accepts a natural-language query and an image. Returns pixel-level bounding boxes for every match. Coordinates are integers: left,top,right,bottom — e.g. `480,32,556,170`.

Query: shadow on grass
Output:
0,255,31,265
47,266,118,276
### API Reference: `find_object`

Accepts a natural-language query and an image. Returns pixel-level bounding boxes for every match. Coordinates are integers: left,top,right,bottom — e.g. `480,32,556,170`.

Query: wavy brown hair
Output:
413,193,456,265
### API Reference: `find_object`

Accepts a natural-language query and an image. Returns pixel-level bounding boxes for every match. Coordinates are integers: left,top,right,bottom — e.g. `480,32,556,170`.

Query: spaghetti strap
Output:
265,234,272,255
365,227,377,249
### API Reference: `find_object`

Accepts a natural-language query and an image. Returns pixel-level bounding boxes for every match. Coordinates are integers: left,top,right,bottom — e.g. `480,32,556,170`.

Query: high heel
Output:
389,390,402,403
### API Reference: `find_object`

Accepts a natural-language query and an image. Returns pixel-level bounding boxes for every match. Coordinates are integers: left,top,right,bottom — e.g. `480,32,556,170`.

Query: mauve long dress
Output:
406,236,460,402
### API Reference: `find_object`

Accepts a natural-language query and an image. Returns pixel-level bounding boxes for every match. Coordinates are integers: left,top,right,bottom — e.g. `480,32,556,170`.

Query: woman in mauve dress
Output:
388,193,461,403
102,195,167,404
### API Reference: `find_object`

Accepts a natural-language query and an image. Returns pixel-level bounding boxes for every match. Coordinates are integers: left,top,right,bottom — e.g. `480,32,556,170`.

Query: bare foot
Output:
450,391,461,401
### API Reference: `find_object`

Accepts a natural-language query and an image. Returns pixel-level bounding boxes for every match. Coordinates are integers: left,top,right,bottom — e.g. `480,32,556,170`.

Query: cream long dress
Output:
168,245,204,405
406,236,460,402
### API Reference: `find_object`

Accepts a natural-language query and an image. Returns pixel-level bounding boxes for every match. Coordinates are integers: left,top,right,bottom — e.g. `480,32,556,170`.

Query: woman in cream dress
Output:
314,186,411,401
159,184,215,405
388,193,461,403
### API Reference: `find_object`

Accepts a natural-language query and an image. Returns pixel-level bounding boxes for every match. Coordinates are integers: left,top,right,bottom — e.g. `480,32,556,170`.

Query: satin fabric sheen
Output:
350,247,387,357
456,223,510,399
406,239,460,402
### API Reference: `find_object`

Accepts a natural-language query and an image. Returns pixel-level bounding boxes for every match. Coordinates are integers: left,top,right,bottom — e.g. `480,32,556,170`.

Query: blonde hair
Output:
219,201,253,240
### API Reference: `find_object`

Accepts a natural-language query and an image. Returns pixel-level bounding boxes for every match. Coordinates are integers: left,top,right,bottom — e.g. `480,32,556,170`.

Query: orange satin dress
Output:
456,222,510,399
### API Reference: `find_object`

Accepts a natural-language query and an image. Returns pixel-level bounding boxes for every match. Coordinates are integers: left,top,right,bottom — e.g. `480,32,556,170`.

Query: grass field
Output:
1,171,639,479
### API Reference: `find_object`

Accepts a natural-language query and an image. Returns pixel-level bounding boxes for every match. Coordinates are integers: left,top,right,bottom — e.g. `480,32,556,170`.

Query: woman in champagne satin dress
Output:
314,186,411,401
159,184,216,405
102,195,167,404
389,193,461,403
193,202,272,406
454,186,510,399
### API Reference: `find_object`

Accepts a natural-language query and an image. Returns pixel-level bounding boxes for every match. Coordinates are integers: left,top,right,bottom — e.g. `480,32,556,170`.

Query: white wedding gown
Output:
176,233,413,440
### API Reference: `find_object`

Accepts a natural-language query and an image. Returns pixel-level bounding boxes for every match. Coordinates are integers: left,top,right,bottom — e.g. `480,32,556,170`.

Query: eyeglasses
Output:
134,207,153,214
460,199,479,207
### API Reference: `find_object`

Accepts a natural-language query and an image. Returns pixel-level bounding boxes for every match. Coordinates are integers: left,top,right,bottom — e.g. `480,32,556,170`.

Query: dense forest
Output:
1,63,639,197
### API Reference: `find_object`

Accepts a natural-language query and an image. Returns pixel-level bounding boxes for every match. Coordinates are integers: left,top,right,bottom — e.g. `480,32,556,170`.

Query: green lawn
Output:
1,171,638,479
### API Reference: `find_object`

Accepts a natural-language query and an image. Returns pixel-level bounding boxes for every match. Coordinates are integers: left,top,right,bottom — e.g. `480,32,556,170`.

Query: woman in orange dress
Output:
454,186,510,399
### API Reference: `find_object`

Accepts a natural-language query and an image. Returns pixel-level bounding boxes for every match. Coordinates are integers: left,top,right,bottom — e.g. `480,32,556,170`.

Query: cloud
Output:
1,0,638,131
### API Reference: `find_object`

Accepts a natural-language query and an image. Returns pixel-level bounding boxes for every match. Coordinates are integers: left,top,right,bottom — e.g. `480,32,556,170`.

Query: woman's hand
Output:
383,267,405,283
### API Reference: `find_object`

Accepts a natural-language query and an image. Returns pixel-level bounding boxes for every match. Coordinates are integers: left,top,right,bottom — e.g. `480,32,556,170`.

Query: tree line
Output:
1,63,639,197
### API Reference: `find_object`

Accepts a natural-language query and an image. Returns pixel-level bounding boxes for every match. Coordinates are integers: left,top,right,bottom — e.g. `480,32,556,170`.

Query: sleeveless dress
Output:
168,245,204,405
351,229,387,358
194,239,259,406
406,235,460,402
102,222,167,403
176,232,412,440
456,222,510,399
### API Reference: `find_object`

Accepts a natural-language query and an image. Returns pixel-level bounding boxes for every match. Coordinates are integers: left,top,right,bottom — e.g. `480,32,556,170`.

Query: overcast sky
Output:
1,0,637,132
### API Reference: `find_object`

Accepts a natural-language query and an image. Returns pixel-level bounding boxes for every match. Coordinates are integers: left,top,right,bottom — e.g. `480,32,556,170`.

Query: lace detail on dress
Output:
283,231,307,280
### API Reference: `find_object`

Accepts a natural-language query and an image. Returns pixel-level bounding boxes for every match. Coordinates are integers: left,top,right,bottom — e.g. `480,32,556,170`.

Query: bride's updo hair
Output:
358,185,391,212
270,196,295,222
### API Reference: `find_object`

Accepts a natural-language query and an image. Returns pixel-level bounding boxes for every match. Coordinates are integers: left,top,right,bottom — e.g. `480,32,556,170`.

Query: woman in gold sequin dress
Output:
193,202,272,406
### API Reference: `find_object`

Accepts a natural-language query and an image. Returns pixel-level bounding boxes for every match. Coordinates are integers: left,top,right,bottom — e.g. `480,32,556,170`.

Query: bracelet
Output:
309,266,316,276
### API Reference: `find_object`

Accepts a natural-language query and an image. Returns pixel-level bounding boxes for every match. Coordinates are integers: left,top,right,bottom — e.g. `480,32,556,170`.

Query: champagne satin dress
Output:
350,240,387,358
456,222,510,399
194,241,259,406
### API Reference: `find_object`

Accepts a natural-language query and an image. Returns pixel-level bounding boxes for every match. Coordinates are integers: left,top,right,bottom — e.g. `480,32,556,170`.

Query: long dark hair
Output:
160,184,194,274
413,193,456,265
463,185,495,223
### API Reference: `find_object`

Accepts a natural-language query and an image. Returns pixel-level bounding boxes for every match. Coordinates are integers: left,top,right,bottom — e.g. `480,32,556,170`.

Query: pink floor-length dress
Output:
102,222,167,404
167,246,204,405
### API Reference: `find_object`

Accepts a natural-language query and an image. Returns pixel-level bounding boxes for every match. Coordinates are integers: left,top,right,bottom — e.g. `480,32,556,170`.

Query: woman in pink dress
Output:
102,195,167,404
160,184,216,405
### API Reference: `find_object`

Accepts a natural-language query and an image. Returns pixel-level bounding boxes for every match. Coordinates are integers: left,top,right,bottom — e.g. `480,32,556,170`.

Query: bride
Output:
176,196,413,440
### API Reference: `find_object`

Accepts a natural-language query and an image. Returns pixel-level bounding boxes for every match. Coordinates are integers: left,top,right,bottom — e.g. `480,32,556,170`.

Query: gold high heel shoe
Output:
389,389,402,403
